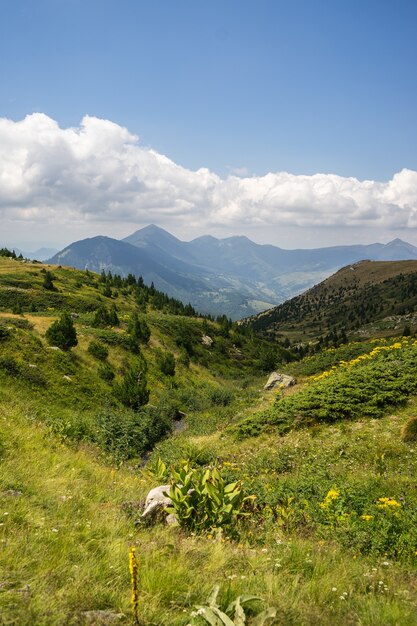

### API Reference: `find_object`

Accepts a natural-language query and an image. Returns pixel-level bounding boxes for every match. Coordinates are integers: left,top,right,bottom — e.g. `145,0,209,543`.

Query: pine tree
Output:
45,312,77,350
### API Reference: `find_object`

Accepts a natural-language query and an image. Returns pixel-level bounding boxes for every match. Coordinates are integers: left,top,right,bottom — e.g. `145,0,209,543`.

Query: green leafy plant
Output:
187,585,276,626
166,463,252,535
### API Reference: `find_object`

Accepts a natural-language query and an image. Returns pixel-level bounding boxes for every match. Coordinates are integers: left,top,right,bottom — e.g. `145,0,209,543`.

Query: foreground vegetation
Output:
1,255,417,625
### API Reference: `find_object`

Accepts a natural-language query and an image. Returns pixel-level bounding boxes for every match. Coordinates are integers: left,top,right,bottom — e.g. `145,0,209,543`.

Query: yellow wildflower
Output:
360,514,373,521
129,546,140,625
377,497,401,510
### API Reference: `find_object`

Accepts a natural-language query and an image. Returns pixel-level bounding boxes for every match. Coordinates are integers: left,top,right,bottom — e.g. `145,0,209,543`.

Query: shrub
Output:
91,304,119,328
128,312,150,344
45,312,78,351
98,362,115,383
42,270,56,291
95,405,172,460
113,362,149,409
0,356,20,376
156,349,176,376
208,386,233,406
166,463,252,535
0,326,10,340
87,340,108,361
401,416,417,443
20,366,47,388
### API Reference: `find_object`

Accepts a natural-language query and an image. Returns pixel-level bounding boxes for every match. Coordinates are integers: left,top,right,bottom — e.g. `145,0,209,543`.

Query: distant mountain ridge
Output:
48,225,417,319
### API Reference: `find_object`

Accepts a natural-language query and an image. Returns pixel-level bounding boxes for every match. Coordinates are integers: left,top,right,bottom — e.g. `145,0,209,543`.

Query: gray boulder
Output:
141,485,177,525
264,372,296,391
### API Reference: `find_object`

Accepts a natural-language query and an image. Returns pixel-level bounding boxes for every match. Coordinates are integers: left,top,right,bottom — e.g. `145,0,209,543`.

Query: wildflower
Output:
129,546,140,625
360,514,373,521
377,497,401,510
319,488,340,509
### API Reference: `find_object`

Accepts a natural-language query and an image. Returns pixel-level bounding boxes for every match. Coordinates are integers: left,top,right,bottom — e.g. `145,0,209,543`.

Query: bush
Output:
166,463,252,536
91,304,119,328
0,326,10,340
42,270,57,291
156,350,176,376
87,340,108,361
98,362,115,383
113,362,149,409
236,340,417,437
0,356,20,376
128,312,150,344
208,387,233,406
45,312,78,351
95,405,172,460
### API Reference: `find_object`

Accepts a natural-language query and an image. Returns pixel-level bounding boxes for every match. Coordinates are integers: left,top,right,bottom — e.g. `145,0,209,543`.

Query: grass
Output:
1,257,417,624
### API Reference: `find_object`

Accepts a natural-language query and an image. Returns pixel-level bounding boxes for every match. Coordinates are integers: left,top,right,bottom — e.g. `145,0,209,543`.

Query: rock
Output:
63,375,72,381
141,485,173,522
264,372,296,391
2,489,23,497
202,335,213,347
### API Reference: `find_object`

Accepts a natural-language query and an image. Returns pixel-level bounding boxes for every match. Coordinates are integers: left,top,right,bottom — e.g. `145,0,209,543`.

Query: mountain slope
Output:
246,259,417,344
1,255,417,625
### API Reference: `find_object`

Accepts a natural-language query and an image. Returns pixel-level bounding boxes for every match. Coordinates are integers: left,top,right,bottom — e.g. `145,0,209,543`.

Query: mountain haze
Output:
48,226,417,319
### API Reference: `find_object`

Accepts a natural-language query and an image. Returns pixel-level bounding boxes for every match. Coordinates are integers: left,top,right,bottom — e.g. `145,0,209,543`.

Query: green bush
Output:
156,349,176,376
87,340,109,361
128,312,150,344
166,463,252,535
98,362,115,383
113,362,149,409
91,304,119,328
45,312,78,351
0,355,20,376
0,325,10,340
208,387,233,406
95,405,172,460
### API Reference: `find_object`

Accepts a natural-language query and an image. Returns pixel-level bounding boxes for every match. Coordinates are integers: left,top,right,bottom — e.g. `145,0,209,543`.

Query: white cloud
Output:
1,113,417,237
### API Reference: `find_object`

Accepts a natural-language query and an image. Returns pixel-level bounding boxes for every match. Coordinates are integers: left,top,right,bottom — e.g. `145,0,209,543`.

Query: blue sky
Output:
1,0,417,249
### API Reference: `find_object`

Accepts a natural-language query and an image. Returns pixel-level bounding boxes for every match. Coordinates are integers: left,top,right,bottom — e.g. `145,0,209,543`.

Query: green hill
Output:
246,260,417,348
1,254,417,625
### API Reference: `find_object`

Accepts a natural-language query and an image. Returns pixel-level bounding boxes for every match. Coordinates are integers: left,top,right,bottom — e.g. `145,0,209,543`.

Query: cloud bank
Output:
1,113,417,234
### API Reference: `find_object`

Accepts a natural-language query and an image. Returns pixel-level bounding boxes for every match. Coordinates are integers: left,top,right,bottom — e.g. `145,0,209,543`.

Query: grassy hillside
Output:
246,260,417,347
1,255,417,625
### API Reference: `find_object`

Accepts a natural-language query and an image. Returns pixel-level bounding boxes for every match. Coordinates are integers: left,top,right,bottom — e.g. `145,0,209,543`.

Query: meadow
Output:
0,255,417,625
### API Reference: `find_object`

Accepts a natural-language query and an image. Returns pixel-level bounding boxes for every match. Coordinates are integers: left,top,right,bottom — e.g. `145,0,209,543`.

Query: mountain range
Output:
47,225,417,319
246,259,417,345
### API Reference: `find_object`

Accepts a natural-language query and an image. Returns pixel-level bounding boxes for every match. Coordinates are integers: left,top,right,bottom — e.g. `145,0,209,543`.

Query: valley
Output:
0,253,417,625
46,225,417,320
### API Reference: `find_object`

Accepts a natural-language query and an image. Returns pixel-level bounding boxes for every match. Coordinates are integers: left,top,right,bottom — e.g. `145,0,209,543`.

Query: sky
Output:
1,0,417,251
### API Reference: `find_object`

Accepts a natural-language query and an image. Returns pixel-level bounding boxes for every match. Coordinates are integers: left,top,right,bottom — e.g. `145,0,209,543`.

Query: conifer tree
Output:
45,312,77,350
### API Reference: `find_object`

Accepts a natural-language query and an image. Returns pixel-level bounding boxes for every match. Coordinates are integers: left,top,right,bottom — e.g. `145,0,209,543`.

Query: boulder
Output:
202,335,214,347
264,372,295,391
141,485,177,525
